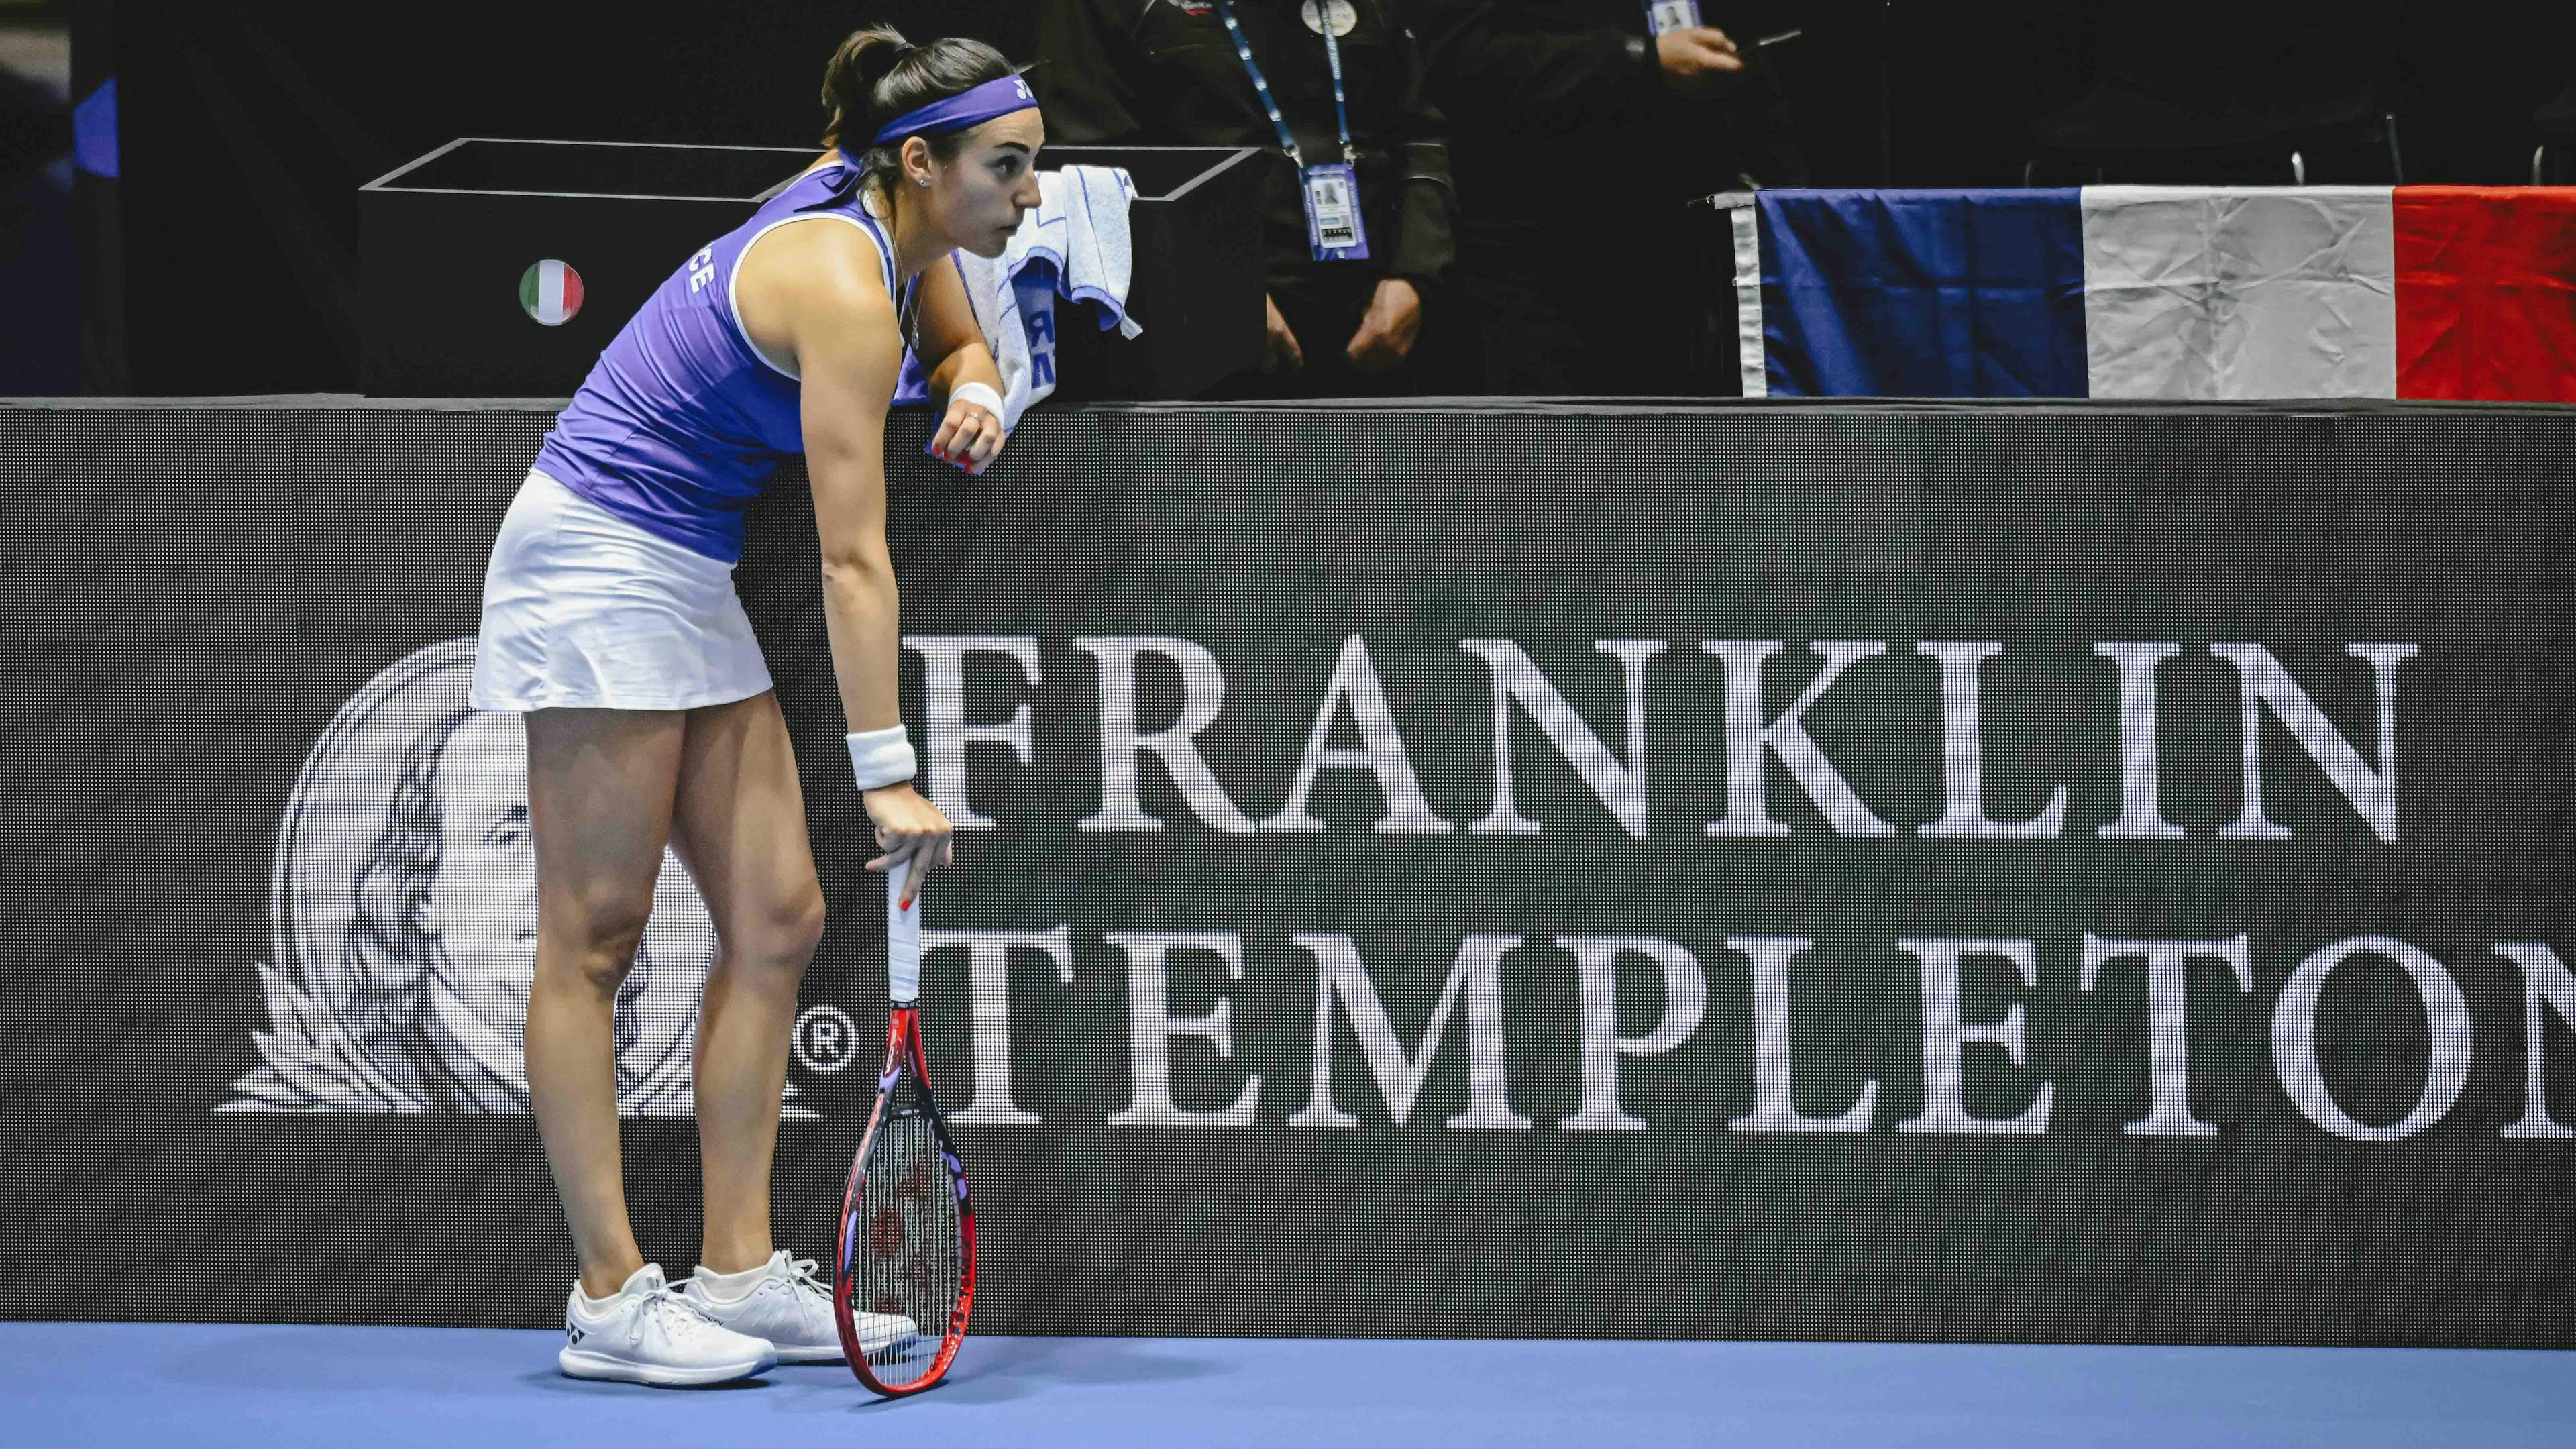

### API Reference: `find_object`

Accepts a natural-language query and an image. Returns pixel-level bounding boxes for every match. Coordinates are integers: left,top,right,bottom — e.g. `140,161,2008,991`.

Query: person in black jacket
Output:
1034,0,1456,396
1417,2,1803,394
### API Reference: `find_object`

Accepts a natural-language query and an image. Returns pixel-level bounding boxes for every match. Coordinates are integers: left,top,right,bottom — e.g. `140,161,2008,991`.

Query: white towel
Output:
953,165,1144,428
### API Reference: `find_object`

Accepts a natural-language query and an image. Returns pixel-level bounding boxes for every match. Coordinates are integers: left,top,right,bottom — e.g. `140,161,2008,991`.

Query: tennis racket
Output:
833,869,977,1395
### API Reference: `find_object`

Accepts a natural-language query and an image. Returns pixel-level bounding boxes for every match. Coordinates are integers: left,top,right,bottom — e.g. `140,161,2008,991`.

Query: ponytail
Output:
820,25,1018,196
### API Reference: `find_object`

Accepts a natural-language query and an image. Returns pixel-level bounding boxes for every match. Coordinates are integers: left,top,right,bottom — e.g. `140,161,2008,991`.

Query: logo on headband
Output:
873,74,1042,144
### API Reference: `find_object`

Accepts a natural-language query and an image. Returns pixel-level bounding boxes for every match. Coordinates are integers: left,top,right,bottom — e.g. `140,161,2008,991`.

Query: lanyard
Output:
1214,0,1358,170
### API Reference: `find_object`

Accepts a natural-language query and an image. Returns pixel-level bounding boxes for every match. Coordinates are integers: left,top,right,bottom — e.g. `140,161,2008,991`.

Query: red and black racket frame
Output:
833,1004,978,1396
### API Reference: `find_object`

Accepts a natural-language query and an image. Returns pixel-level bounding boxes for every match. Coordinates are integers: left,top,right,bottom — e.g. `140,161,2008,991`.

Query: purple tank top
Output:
533,157,917,564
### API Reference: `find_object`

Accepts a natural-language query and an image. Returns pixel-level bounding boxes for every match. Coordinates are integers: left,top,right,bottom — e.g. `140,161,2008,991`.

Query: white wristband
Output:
949,380,1004,423
847,726,918,791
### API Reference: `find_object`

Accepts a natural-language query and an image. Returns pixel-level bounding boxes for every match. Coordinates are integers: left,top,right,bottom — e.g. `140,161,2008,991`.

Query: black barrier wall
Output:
3,398,2574,1345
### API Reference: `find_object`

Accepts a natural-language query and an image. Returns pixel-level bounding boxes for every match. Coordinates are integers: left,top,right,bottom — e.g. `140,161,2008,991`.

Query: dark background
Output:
4,396,2573,1343
72,1,2576,394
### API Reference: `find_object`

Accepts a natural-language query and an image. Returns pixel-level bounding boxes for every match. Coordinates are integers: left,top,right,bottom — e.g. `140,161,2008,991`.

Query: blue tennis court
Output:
7,1325,2568,1448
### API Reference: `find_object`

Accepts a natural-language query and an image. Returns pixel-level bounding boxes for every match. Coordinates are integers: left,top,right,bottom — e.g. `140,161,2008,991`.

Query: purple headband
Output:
871,74,1038,145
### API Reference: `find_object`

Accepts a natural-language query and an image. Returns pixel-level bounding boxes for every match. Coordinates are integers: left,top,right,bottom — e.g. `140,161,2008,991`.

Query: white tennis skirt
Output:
467,469,774,713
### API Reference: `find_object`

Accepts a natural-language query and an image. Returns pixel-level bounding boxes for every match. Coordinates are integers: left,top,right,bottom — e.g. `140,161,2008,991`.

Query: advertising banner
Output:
4,400,2571,1344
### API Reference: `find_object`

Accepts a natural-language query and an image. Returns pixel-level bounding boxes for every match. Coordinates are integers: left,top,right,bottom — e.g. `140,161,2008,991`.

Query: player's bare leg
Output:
666,690,826,1277
524,706,686,1299
660,691,850,1362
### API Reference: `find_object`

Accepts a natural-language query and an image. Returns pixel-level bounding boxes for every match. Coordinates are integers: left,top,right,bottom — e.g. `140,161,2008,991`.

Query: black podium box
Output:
361,139,816,398
362,138,1262,401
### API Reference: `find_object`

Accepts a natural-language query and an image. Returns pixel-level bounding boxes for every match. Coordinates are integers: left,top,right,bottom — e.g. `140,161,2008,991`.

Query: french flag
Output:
1730,187,2576,401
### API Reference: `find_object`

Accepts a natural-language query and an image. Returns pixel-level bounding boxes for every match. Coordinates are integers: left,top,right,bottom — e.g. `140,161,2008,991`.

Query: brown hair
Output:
821,25,1020,197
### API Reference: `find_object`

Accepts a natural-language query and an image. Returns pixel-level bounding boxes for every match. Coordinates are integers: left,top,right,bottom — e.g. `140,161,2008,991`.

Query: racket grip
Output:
887,866,922,1004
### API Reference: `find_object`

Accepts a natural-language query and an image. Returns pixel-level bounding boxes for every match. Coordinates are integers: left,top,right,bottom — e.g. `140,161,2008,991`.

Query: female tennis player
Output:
464,28,1040,1387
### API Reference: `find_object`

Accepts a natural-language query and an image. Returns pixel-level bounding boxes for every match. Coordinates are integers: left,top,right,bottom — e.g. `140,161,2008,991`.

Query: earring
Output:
917,177,930,186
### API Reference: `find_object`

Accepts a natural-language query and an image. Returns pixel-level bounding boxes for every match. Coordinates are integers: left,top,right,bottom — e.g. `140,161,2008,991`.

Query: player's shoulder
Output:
743,213,896,321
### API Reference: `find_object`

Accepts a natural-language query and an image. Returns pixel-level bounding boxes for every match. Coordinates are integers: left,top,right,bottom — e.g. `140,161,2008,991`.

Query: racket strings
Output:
853,1075,963,1388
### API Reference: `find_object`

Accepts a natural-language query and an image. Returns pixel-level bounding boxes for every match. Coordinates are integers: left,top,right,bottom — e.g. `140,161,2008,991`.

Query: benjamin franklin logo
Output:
221,640,810,1118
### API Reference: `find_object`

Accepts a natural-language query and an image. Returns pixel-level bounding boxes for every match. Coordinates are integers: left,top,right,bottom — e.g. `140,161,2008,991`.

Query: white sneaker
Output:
680,1250,921,1364
559,1263,778,1387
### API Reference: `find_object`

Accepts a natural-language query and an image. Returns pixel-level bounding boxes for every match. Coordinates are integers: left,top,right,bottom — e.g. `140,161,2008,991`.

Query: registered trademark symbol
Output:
792,1006,860,1073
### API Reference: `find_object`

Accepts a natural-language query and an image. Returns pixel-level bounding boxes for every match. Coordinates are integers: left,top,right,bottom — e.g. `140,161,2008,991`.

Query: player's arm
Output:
915,257,1008,475
766,225,953,896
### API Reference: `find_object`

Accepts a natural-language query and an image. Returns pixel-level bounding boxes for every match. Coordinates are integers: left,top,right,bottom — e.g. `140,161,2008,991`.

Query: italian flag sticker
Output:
519,259,584,326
